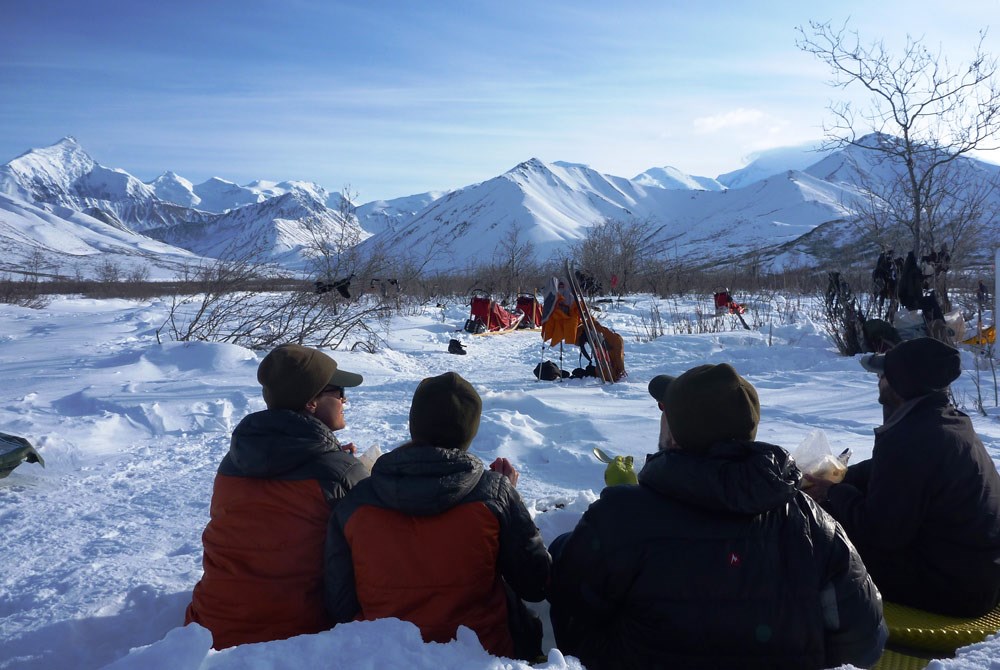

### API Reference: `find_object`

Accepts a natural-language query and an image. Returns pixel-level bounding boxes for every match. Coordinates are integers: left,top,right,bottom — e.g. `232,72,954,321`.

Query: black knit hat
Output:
878,337,961,399
663,364,760,451
408,371,482,450
257,343,363,410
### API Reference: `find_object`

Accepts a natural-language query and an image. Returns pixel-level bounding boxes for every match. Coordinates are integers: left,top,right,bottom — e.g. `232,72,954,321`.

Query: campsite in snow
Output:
2,291,1000,669
6,2,1000,668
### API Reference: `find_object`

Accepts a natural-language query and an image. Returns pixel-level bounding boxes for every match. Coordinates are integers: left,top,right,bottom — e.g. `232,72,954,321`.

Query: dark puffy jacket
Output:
186,409,368,649
548,441,886,670
325,443,551,660
824,392,1000,616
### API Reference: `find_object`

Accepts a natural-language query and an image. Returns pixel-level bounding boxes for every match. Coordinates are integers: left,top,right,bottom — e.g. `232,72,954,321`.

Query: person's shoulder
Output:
475,466,518,502
309,449,368,483
587,482,651,517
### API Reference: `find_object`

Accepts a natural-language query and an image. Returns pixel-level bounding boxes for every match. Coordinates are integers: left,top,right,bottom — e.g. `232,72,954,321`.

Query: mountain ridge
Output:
2,135,997,279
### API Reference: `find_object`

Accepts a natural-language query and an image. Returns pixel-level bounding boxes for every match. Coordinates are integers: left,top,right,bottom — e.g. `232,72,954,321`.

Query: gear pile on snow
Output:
536,262,626,383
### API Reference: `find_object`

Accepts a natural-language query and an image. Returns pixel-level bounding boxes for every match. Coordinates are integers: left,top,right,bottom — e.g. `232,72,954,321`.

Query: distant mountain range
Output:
0,136,996,280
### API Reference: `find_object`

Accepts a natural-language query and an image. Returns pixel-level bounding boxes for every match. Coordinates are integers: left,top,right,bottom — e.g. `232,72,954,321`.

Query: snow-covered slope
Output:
4,135,999,278
633,166,725,191
0,137,216,234
717,143,834,189
359,158,664,269
355,191,448,236
2,295,999,670
149,190,369,270
0,192,202,279
361,157,857,271
1,139,369,273
148,171,201,209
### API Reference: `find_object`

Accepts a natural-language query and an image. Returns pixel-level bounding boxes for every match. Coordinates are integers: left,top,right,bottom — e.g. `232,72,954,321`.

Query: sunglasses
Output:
321,386,346,400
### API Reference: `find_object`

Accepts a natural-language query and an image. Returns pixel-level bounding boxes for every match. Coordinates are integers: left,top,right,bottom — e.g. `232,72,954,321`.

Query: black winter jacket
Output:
548,440,886,670
824,392,1000,616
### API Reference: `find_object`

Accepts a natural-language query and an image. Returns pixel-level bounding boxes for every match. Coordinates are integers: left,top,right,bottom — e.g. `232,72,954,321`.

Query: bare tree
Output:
304,184,367,290
490,222,537,303
797,20,1000,277
157,235,398,351
577,217,658,297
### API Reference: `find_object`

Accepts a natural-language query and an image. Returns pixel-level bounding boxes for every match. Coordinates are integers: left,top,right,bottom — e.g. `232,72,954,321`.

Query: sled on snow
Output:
515,292,543,330
462,290,524,335
713,287,750,330
871,600,1000,670
1,433,44,478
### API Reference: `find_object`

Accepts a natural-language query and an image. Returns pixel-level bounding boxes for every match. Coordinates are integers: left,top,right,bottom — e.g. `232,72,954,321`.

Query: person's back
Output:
325,372,551,661
864,393,1000,613
815,338,1000,616
549,364,885,670
185,344,368,649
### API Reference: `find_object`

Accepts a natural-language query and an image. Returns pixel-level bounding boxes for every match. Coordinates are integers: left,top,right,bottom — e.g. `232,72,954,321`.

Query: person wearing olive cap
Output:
805,337,1000,617
549,363,886,670
324,371,551,662
186,343,368,649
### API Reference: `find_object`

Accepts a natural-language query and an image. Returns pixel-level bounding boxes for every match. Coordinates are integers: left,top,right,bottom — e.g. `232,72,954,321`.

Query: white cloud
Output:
692,108,769,134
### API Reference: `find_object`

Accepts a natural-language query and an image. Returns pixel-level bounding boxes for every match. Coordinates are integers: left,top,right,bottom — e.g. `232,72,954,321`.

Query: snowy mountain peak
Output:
148,171,200,208
717,142,833,190
5,136,98,189
191,177,263,213
509,157,549,174
633,166,725,191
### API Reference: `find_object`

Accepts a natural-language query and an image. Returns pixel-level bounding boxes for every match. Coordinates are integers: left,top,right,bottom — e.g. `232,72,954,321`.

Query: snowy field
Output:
1,292,999,670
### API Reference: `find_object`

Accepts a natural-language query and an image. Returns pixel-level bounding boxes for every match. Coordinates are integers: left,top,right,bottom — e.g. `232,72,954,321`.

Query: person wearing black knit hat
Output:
806,337,1000,617
549,363,886,670
186,344,368,649
325,371,551,662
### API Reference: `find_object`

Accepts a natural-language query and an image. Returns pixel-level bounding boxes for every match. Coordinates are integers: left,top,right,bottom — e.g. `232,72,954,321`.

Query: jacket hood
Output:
228,409,340,477
369,442,484,516
638,440,802,515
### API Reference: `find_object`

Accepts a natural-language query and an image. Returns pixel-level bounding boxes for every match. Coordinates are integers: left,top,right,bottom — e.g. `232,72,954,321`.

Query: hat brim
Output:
648,374,675,402
328,368,364,388
859,353,886,374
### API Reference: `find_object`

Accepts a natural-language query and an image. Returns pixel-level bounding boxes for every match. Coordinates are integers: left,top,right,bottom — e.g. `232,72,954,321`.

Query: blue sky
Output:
1,1,995,201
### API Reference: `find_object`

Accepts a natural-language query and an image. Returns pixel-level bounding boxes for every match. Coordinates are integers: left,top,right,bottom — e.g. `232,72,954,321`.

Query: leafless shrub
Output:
0,274,50,308
633,301,667,343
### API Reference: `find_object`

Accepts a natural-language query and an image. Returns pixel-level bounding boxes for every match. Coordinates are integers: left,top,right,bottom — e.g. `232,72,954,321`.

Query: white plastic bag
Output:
793,430,848,484
357,444,382,473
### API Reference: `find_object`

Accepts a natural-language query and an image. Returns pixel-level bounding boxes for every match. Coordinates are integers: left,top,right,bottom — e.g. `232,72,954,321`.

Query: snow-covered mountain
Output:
357,158,665,271
148,174,351,215
355,191,449,236
0,138,366,276
3,135,998,279
0,192,202,279
718,142,835,189
359,156,860,270
633,166,725,191
149,189,368,269
0,137,216,234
